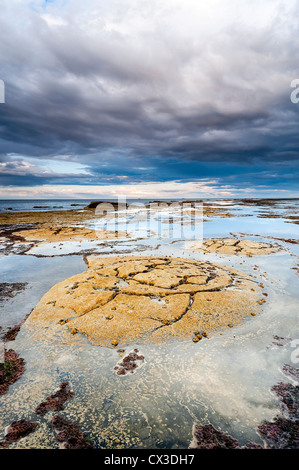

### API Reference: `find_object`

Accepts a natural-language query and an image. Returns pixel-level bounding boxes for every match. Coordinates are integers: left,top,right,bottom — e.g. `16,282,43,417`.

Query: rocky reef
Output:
186,238,281,256
24,256,263,347
0,382,91,448
2,312,32,342
190,365,299,449
257,372,299,449
3,420,38,443
0,282,28,303
114,348,145,376
0,348,25,396
35,381,74,416
51,415,93,449
189,423,262,449
14,225,128,246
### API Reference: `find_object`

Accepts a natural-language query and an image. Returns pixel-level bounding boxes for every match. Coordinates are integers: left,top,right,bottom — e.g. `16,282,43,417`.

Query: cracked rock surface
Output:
14,226,128,245
186,238,281,256
24,256,263,347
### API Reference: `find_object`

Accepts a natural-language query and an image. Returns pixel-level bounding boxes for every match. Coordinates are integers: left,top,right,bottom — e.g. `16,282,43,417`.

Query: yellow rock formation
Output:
186,238,281,256
24,256,263,347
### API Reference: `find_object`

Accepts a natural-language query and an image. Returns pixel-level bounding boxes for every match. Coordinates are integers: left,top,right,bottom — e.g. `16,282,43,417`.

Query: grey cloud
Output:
0,0,298,190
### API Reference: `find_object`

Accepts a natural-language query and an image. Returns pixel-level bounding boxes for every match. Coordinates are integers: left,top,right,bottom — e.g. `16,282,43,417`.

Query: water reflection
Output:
0,199,298,448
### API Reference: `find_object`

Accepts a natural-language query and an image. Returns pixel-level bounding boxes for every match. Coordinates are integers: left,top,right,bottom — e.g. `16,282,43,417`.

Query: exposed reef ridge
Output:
0,208,129,256
14,226,129,246
186,238,281,256
24,256,263,347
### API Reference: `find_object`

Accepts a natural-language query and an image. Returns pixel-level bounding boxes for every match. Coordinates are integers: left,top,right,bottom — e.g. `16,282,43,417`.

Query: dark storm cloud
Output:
0,0,299,193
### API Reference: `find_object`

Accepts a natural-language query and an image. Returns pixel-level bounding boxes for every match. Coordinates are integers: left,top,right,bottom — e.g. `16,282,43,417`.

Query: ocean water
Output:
0,198,298,449
1,197,299,214
0,199,92,212
0,198,205,212
0,198,187,213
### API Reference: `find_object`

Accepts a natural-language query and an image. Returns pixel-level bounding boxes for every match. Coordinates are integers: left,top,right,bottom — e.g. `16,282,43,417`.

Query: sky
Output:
0,0,299,199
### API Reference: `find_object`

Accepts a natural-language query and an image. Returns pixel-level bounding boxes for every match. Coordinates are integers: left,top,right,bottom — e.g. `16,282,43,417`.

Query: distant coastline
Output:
1,197,299,213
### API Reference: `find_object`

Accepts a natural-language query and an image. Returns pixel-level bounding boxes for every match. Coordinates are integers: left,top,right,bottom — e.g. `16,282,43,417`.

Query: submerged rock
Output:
190,423,239,449
282,364,299,381
190,366,299,450
35,381,74,416
257,366,299,449
258,416,299,449
0,282,28,303
271,335,292,347
114,348,145,376
3,312,31,342
189,423,262,449
0,348,25,396
51,415,93,449
4,419,38,443
14,225,128,245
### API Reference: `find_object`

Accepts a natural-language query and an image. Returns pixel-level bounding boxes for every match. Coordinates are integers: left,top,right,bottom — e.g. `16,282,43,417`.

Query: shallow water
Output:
0,255,87,329
0,199,298,448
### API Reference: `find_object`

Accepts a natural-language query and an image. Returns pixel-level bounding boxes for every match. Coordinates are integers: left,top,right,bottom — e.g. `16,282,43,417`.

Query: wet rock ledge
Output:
24,255,263,347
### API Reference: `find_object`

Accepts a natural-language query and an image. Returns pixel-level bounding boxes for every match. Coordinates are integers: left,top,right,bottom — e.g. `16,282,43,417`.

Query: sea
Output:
2,197,297,213
0,199,93,212
0,197,299,448
0,198,179,212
